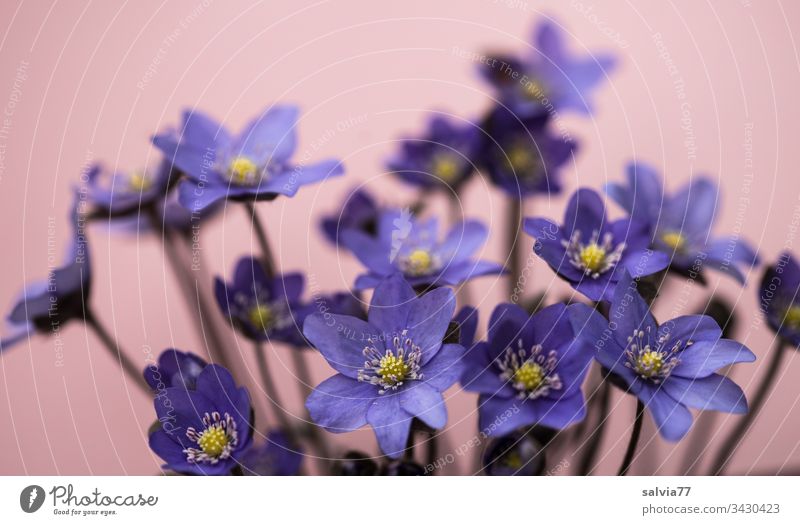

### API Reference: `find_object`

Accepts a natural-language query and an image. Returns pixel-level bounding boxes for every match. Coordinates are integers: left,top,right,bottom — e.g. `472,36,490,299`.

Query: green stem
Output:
577,378,611,475
506,197,522,298
245,202,276,278
254,341,295,438
618,399,645,476
84,310,149,394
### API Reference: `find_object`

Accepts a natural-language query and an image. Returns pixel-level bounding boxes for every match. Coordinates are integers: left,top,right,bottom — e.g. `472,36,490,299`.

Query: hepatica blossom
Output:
342,209,504,290
524,188,669,302
387,116,479,191
240,431,303,476
85,159,173,218
759,252,800,346
480,20,616,117
144,349,207,392
153,105,344,212
461,303,593,436
569,272,755,440
303,275,464,458
605,162,759,283
150,364,252,475
320,188,380,247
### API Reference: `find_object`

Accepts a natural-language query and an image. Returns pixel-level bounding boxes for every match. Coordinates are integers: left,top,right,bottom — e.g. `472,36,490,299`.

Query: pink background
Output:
1,0,800,475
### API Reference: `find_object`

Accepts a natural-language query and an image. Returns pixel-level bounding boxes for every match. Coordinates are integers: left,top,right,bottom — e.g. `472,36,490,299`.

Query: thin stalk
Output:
290,347,330,459
449,193,472,307
577,379,611,475
425,431,439,473
709,341,788,475
618,399,645,476
506,197,522,298
244,202,276,278
84,310,149,394
253,341,293,433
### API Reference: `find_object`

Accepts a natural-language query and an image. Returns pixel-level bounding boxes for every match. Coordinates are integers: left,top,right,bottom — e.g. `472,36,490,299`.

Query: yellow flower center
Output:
513,362,544,392
579,243,607,273
248,304,274,332
197,426,229,458
508,146,534,172
661,231,687,251
522,78,547,100
783,305,800,330
406,249,433,275
636,350,664,378
431,154,460,182
227,156,259,185
128,171,152,192
377,354,410,384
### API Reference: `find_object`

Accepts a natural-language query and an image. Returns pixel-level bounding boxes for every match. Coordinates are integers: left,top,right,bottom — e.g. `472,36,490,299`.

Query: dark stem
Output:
244,202,276,278
577,378,611,475
506,197,522,298
84,310,149,394
618,399,645,476
425,431,439,473
253,341,293,437
449,193,473,307
709,341,788,475
290,347,330,459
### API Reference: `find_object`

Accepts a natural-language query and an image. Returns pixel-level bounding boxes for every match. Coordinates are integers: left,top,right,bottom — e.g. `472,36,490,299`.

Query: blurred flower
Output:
320,188,380,247
149,364,252,475
453,306,479,347
605,162,759,283
332,451,378,476
85,159,174,219
144,349,207,392
478,106,575,198
482,431,546,476
342,209,504,290
240,431,302,476
461,303,592,437
2,194,90,352
153,105,344,213
479,20,616,117
523,188,669,302
214,256,307,346
759,252,800,346
304,275,464,458
387,116,479,191
381,460,427,476
569,271,755,441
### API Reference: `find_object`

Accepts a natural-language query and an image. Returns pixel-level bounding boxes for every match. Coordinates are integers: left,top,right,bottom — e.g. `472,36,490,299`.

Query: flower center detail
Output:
401,248,437,276
128,171,152,192
783,305,800,330
497,339,562,400
358,331,423,394
430,154,460,183
184,411,239,464
248,304,274,332
624,327,683,383
563,230,626,279
660,231,687,252
522,77,548,100
227,156,260,186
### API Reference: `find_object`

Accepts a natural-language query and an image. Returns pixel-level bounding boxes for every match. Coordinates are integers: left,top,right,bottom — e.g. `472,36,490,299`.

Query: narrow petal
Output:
639,385,694,441
438,220,489,262
422,343,466,392
367,394,413,458
303,314,380,378
367,274,416,334
399,382,447,429
661,374,748,414
306,374,376,432
406,287,456,365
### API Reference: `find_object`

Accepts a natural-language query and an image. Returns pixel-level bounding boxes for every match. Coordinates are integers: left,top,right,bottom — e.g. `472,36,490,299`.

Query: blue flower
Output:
387,116,480,190
2,194,90,352
569,271,756,440
320,188,380,247
214,256,308,346
144,349,207,392
453,306,478,347
759,252,800,346
240,431,303,476
523,188,669,302
153,105,344,213
605,162,759,283
342,209,505,290
461,303,593,437
479,20,616,117
85,159,174,218
478,106,575,198
149,364,252,475
303,275,464,458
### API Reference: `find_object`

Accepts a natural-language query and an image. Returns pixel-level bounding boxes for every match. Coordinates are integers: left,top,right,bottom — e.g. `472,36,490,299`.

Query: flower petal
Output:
399,382,447,429
303,313,381,378
306,374,376,432
661,374,748,414
367,394,413,458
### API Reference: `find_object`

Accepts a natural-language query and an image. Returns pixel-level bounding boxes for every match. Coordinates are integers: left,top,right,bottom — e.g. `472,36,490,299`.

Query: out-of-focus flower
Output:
342,209,504,290
240,431,303,476
2,194,90,352
85,159,174,219
479,20,616,117
304,275,464,458
153,105,344,212
381,460,427,476
387,116,479,191
453,306,478,347
320,188,381,247
759,252,800,346
144,349,207,392
482,431,546,476
478,107,575,198
149,364,251,475
333,451,379,476
523,188,669,302
569,271,755,441
461,303,592,437
605,162,759,283
214,256,307,346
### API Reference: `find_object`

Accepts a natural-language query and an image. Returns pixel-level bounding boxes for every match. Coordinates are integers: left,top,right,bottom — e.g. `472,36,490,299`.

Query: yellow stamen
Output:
128,171,152,192
661,231,687,252
377,354,409,384
513,362,544,392
197,427,228,458
248,305,274,332
406,249,433,275
431,155,460,182
228,156,259,185
637,350,664,378
579,243,607,273
783,305,800,330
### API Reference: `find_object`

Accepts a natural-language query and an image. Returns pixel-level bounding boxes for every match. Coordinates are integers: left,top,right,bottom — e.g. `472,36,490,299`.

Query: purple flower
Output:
605,162,759,283
85,159,174,218
461,303,593,437
342,209,505,290
144,349,207,392
320,188,380,247
303,275,464,458
240,431,302,476
453,306,478,347
759,252,800,346
153,105,344,213
569,271,755,440
214,257,308,347
387,116,480,190
149,364,252,475
523,188,669,302
478,106,575,198
479,20,616,117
